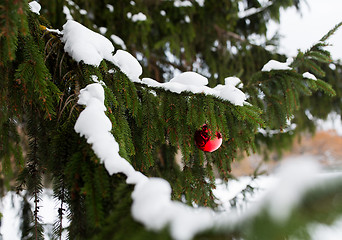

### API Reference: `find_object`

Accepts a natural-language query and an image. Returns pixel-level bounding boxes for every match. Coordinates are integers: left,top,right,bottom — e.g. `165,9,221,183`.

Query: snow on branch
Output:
261,57,293,72
74,83,219,240
60,20,247,106
29,1,41,15
74,83,146,183
303,72,317,81
142,73,247,106
74,82,342,240
238,2,272,18
61,20,115,66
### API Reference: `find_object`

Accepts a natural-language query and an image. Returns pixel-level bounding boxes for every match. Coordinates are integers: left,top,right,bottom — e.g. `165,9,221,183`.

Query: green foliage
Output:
0,0,29,63
1,0,342,239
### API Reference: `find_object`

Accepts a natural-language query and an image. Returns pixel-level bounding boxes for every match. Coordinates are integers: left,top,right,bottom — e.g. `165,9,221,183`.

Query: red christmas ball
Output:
194,125,222,152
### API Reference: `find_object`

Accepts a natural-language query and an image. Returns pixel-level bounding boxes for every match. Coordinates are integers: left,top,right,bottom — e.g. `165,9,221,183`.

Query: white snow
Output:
61,20,114,66
195,0,205,7
266,158,321,222
142,74,247,106
29,1,41,15
170,71,208,86
310,218,342,240
110,34,127,50
238,2,272,18
63,6,73,20
74,84,139,178
59,20,246,105
160,10,166,16
261,57,293,72
173,0,192,7
303,72,317,80
217,84,247,106
258,123,297,136
131,12,147,22
329,63,336,70
99,27,107,35
61,21,144,80
225,76,243,88
112,50,142,82
66,0,75,6
1,192,21,239
45,27,63,35
185,15,191,23
106,4,114,12
79,9,87,15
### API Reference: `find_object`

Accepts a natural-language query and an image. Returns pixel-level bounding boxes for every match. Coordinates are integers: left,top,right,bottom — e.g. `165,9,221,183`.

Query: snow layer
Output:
112,50,142,82
238,2,272,18
266,158,321,222
63,6,73,20
45,27,63,35
261,57,293,72
29,1,41,15
303,71,317,80
131,12,147,22
61,20,141,82
59,20,245,105
142,73,247,106
195,0,205,7
225,76,242,88
110,34,127,50
106,4,114,12
61,20,114,66
74,83,145,183
174,0,192,7
170,71,208,86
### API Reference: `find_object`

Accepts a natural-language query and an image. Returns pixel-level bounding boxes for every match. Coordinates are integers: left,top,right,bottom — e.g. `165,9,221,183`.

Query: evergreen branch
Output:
320,21,342,42
214,24,246,43
315,78,336,96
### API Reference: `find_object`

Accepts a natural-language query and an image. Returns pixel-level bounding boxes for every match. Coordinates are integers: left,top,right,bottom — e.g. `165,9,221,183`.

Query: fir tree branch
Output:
320,21,342,42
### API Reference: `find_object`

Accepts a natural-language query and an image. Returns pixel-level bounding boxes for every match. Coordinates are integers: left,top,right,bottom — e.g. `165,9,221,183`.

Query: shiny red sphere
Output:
194,125,222,152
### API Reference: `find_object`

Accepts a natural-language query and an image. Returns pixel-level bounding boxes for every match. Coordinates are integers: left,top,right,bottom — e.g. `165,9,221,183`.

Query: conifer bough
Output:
1,1,342,239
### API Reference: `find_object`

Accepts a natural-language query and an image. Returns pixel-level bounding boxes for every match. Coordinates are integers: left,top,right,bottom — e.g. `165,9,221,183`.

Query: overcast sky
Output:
267,0,342,61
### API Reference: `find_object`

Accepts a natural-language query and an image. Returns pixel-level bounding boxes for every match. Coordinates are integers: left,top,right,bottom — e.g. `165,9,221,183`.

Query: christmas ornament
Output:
194,124,222,152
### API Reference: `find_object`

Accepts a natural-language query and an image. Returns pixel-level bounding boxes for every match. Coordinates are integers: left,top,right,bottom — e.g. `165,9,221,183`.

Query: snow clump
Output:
29,1,41,15
74,83,146,184
173,0,192,7
61,20,114,66
303,72,317,80
142,73,246,106
110,34,127,50
261,57,293,72
266,157,321,223
112,50,142,82
131,12,147,22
